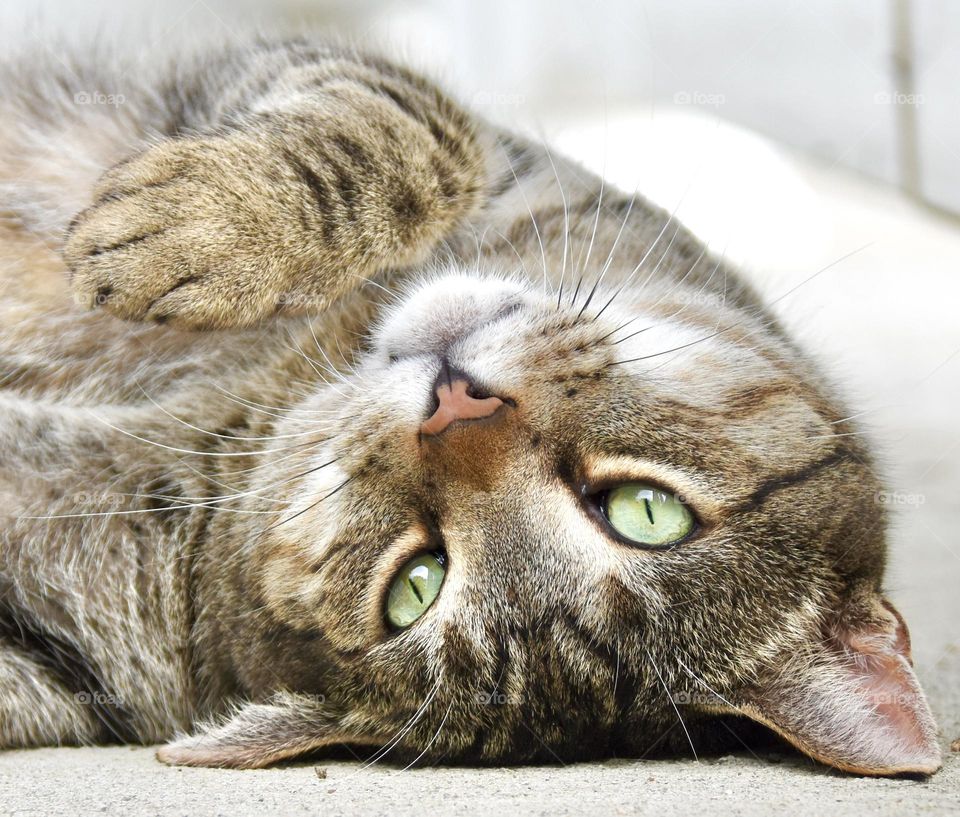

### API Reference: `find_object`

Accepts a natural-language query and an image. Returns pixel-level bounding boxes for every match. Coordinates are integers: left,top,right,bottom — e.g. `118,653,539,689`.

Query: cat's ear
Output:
735,597,941,776
157,693,375,769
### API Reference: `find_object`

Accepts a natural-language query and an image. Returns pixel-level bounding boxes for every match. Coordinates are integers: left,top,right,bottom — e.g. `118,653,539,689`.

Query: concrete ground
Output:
2,746,958,817
2,117,958,815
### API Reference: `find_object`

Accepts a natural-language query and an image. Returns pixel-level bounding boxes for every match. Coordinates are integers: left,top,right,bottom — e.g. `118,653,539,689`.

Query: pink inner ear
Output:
739,599,942,776
835,601,938,771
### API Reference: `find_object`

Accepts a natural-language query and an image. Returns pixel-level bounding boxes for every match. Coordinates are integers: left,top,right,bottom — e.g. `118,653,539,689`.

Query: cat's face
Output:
176,271,940,774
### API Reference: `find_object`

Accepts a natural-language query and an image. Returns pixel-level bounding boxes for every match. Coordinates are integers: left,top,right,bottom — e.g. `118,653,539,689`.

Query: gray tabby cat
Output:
0,36,942,775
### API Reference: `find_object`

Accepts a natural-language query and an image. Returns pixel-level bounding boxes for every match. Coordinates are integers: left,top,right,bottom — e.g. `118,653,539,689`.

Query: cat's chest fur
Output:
0,227,382,732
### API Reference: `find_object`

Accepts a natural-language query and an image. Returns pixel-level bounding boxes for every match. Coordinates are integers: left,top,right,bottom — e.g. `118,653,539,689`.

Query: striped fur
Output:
0,36,939,775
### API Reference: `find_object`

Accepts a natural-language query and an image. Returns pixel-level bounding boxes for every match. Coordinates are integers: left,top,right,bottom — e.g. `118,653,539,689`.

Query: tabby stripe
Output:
742,449,847,510
87,229,165,258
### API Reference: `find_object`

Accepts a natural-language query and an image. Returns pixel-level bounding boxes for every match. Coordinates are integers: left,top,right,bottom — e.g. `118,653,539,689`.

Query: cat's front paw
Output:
64,136,308,329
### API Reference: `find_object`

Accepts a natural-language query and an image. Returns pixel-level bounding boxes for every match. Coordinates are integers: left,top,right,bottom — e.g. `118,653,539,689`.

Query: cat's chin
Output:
375,271,528,364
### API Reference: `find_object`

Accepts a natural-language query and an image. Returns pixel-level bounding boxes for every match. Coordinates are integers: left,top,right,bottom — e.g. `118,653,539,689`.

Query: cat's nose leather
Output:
421,366,503,436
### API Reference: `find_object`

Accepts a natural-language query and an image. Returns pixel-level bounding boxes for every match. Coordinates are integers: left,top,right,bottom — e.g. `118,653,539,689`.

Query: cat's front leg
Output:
63,69,485,329
0,636,104,747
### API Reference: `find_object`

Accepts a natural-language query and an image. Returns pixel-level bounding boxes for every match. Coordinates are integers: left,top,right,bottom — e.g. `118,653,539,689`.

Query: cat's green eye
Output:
385,552,446,630
603,483,694,547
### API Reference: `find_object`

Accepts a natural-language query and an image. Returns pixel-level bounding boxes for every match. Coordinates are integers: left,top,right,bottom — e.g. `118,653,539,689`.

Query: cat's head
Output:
160,270,940,775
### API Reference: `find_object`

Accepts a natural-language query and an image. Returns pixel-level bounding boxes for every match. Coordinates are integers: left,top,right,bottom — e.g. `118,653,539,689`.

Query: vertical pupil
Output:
408,564,429,604
408,576,423,603
643,496,655,525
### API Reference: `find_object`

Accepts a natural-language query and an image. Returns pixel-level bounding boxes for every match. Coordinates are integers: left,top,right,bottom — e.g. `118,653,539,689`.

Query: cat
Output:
0,35,942,775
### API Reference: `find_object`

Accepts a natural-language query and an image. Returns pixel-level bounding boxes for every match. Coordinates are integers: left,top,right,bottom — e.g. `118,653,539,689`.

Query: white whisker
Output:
646,647,698,762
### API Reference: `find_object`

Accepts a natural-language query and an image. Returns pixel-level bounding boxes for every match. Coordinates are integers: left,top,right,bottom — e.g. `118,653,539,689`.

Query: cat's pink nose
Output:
420,372,504,437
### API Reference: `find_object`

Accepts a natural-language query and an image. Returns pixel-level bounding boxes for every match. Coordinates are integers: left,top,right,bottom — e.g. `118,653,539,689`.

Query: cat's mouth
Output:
376,273,528,364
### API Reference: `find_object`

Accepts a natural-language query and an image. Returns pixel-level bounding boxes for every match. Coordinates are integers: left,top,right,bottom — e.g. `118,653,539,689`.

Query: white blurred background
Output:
2,0,958,730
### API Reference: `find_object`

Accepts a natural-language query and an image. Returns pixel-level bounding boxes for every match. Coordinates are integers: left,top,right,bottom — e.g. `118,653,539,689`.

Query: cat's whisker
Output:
358,276,398,299
330,328,366,385
573,145,610,281
609,310,699,348
646,647,699,763
589,209,682,322
171,432,334,482
135,385,327,441
673,656,741,713
542,143,570,310
632,242,873,374
395,700,453,773
632,223,685,297
299,319,357,385
808,430,892,440
361,674,444,769
284,341,350,398
612,627,621,701
588,173,701,323
829,405,897,424
635,243,712,320
304,323,357,391
165,460,266,499
767,242,874,309
673,661,765,763
578,178,667,320
594,315,644,345
591,190,640,283
610,323,657,346
134,488,292,506
463,223,496,281
143,455,343,507
639,323,759,374
19,503,286,521
83,410,324,457
490,228,533,277
611,243,873,369
607,254,724,347
642,310,796,379
499,139,549,293
264,473,356,531
569,178,607,309
212,384,330,417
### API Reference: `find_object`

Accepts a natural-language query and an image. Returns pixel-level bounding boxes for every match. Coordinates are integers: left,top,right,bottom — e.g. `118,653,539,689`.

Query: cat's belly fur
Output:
1,225,197,738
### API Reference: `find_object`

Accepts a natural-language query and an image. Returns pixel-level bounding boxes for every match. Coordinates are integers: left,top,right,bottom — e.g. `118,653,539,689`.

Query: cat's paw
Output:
64,136,309,329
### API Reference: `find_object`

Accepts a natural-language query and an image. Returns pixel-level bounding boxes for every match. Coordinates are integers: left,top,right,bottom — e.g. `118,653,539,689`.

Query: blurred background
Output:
2,0,958,735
